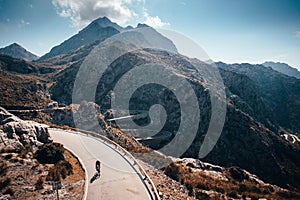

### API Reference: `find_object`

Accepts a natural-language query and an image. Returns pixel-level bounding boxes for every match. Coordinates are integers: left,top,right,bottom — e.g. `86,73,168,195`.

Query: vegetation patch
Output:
164,161,300,200
35,142,65,164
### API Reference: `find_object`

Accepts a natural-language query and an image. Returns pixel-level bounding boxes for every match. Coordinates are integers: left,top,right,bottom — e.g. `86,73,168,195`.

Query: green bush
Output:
35,143,65,164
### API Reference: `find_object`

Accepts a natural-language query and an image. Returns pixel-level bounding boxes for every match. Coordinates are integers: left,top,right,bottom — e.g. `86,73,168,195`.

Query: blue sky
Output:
0,0,299,69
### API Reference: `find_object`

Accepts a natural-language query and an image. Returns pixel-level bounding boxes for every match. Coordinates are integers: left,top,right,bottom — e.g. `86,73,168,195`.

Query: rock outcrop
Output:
0,107,51,152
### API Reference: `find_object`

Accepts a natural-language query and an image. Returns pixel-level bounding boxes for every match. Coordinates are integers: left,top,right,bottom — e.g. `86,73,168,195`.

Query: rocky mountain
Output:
216,62,300,134
38,17,174,62
50,45,300,190
0,43,39,61
2,16,300,196
39,17,125,61
263,61,300,78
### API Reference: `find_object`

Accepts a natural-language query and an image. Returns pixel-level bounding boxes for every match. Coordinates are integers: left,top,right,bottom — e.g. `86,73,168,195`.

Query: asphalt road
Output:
49,128,152,200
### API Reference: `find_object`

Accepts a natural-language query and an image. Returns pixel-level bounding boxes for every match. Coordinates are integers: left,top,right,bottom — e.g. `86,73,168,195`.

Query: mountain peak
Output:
96,16,110,22
94,16,112,25
89,16,123,31
0,43,39,61
137,23,150,28
39,16,122,61
10,43,22,47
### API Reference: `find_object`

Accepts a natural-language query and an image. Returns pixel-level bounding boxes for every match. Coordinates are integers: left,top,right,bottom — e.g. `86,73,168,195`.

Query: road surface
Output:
49,128,152,200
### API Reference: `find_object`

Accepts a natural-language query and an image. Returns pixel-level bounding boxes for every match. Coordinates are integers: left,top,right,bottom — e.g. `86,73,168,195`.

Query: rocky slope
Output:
49,46,300,190
216,62,300,134
15,102,300,199
0,54,62,110
0,107,85,199
0,54,57,74
162,158,300,199
0,43,39,61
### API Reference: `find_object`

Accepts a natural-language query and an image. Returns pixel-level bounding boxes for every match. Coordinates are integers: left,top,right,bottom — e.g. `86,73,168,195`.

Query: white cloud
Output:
142,10,170,28
52,0,138,28
296,31,300,38
52,0,170,29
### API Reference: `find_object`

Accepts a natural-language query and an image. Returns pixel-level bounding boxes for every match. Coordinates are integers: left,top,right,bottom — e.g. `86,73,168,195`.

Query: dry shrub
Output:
0,161,8,175
46,160,73,181
164,161,300,199
3,187,14,196
0,177,11,190
35,142,65,164
35,176,44,190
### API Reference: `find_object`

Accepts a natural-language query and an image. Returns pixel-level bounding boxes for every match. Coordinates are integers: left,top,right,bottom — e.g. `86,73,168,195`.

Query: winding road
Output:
49,128,153,200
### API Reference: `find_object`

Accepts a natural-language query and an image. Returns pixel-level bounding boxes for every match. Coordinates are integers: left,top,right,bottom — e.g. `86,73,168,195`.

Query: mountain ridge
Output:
263,61,300,78
39,17,143,61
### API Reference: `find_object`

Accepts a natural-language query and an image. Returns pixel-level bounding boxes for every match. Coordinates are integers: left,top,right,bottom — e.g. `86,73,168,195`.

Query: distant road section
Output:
49,128,152,200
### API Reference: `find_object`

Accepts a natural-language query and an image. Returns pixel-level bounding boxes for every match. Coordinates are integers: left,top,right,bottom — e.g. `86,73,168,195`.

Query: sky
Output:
0,0,300,69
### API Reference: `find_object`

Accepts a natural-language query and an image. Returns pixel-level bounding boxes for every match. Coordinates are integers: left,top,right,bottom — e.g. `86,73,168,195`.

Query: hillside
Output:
0,54,60,110
0,107,85,199
49,46,300,190
16,102,300,200
216,62,300,134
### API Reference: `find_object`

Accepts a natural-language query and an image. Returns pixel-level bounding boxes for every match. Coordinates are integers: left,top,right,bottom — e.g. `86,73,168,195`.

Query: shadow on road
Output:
90,172,100,183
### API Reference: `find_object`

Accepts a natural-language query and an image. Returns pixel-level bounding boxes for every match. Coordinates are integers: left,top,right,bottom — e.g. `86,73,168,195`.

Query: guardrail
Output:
51,127,161,200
